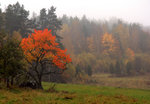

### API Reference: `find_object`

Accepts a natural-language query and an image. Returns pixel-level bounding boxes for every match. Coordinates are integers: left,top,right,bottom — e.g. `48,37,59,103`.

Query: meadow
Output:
92,73,150,89
0,82,150,104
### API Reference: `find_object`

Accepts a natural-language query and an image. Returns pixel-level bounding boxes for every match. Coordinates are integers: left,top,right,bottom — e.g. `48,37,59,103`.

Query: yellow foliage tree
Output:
126,48,135,61
87,36,95,53
101,33,118,57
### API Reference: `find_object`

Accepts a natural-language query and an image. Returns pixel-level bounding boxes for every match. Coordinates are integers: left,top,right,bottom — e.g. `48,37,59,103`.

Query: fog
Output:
0,0,150,26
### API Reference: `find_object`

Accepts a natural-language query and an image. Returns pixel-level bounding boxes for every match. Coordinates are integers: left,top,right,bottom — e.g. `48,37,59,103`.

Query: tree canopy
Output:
20,29,72,89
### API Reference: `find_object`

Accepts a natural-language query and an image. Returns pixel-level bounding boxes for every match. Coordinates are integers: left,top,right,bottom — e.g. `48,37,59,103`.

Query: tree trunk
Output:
37,74,43,89
6,78,9,88
37,82,43,89
11,77,14,86
37,78,43,89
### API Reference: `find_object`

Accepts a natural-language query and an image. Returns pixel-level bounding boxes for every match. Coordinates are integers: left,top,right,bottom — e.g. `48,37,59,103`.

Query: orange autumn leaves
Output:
20,29,72,69
101,33,135,59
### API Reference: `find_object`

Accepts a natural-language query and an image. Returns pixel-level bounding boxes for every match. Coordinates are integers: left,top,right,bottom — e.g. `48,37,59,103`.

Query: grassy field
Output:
0,82,150,104
92,73,150,89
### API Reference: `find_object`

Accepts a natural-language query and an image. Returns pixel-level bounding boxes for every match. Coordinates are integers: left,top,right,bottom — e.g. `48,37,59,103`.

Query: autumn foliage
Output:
101,33,118,56
20,29,72,69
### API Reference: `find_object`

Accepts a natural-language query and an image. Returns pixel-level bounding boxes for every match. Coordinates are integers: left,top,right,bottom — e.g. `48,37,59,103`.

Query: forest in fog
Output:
0,2,150,84
1,1,150,104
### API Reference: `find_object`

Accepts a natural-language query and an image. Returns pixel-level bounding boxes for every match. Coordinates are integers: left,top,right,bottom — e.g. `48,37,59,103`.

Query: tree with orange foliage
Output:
20,29,71,89
101,33,119,58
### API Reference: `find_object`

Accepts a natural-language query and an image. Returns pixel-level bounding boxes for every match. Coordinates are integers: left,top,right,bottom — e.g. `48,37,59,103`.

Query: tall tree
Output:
38,8,47,30
101,33,119,58
58,24,74,54
36,6,63,47
5,2,29,37
87,36,95,53
112,22,129,56
0,7,5,30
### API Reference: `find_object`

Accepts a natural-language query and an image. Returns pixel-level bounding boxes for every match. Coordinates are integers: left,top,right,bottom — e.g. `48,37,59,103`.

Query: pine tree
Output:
36,6,63,48
5,2,29,37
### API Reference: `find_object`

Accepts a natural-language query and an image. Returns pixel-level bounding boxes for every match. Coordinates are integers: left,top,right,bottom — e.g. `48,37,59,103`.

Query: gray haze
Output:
0,0,150,26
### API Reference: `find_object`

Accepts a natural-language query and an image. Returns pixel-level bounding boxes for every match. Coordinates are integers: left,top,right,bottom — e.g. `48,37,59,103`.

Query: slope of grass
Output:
0,82,150,104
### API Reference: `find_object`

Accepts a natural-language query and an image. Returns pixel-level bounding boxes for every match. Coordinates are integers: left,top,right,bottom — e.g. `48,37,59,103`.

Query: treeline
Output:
0,2,62,37
58,15,150,80
0,2,150,85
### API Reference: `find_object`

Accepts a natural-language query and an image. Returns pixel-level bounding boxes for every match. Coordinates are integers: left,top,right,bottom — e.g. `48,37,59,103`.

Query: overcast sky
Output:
0,0,150,26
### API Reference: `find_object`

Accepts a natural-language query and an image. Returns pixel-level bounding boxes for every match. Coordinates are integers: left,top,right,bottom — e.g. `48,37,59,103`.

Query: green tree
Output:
5,2,29,37
0,8,5,30
126,61,133,75
0,31,25,87
76,53,95,76
75,64,81,77
86,65,92,76
115,61,121,76
37,6,62,48
134,56,142,73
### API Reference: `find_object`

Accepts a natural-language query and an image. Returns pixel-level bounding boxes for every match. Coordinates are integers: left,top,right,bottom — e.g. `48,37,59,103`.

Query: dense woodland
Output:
0,2,150,87
60,16,150,77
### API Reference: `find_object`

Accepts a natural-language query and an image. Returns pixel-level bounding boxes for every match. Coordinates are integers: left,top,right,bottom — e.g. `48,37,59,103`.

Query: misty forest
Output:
0,2,150,104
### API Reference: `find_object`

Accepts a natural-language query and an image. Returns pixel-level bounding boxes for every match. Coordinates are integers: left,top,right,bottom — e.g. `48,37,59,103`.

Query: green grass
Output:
0,82,150,104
